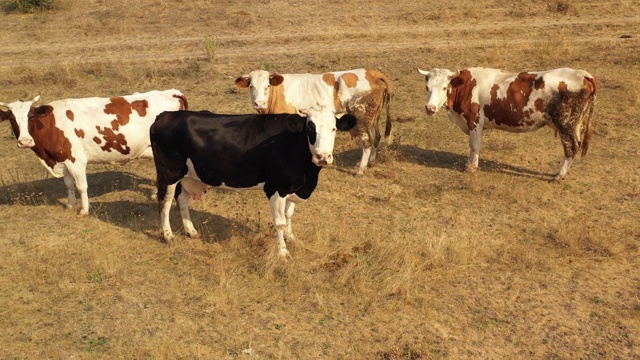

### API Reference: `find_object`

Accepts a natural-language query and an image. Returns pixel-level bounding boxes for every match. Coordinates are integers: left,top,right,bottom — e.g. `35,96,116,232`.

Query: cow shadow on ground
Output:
335,145,552,180
88,199,245,244
0,171,249,243
0,171,155,207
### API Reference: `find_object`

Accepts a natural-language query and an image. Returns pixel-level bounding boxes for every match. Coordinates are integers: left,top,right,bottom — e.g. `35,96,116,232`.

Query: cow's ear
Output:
234,76,250,88
33,105,54,118
336,113,357,132
269,74,284,86
450,76,465,88
287,115,306,132
0,109,8,122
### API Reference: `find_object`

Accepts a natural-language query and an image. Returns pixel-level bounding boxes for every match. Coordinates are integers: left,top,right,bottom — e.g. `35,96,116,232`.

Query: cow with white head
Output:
417,67,597,180
0,95,41,148
151,105,357,259
235,68,392,175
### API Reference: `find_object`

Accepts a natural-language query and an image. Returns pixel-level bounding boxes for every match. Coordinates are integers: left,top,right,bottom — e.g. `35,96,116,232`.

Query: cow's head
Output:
298,106,357,166
235,70,284,112
417,68,460,115
0,95,40,148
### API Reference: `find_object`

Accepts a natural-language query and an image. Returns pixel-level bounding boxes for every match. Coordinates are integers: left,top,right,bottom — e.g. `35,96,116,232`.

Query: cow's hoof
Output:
277,249,291,261
285,232,296,243
186,230,200,239
77,209,90,217
162,230,175,242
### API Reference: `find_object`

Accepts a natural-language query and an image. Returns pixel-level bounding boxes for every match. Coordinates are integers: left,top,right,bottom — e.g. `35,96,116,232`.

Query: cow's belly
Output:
180,175,265,200
482,113,550,133
217,182,265,191
183,159,266,198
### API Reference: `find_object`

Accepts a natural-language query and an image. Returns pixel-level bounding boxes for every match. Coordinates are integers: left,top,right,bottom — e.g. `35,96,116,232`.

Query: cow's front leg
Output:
269,193,290,260
159,183,177,241
176,189,199,238
62,167,77,210
466,128,482,172
284,200,297,242
65,162,90,216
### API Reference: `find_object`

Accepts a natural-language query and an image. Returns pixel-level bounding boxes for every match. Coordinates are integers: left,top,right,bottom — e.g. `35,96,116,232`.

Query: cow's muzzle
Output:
313,153,333,166
425,105,438,115
253,102,268,111
17,138,34,148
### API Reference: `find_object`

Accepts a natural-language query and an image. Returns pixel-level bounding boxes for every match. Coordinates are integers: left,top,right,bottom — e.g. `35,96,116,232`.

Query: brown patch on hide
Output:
27,105,76,169
482,72,547,128
446,69,480,130
95,125,130,155
103,97,132,131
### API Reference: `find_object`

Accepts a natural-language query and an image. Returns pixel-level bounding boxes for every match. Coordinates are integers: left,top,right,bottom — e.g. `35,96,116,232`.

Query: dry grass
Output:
0,0,639,358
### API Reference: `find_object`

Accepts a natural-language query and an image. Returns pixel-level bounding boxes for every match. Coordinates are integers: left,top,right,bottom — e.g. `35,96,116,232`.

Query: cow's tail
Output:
383,87,392,138
173,93,189,110
580,76,597,157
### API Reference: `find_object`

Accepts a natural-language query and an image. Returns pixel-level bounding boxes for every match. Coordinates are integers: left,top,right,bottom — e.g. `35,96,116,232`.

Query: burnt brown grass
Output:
0,0,639,358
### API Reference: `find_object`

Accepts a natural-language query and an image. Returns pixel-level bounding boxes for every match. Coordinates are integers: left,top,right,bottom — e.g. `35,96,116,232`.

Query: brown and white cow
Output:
417,67,597,180
235,68,392,175
0,90,188,214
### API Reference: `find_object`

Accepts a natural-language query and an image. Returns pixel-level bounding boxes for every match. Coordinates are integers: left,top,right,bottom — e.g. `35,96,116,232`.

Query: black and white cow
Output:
150,107,357,259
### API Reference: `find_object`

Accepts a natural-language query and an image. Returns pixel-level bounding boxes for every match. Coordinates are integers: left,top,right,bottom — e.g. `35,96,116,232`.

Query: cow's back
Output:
277,73,336,113
151,111,313,191
49,89,186,162
457,68,595,132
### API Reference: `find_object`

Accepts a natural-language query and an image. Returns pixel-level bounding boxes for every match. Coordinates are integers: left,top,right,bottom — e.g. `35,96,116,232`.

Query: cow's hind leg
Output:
159,183,177,241
367,126,382,167
356,131,373,176
176,187,199,238
269,193,290,260
555,126,576,181
551,92,587,181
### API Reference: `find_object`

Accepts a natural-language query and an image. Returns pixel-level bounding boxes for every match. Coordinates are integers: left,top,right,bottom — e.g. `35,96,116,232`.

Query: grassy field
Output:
0,0,639,358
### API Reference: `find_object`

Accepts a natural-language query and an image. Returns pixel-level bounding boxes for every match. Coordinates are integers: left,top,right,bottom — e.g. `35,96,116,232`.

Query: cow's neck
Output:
267,85,297,114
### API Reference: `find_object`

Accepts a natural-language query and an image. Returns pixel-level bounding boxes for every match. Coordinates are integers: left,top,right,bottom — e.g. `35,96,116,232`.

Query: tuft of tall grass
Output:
204,35,218,62
4,0,56,13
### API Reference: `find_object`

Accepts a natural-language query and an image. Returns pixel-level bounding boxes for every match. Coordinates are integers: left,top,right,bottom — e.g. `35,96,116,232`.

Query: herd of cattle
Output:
0,66,597,259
